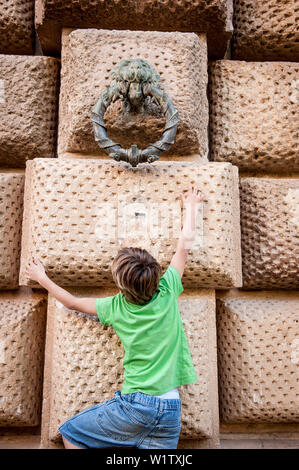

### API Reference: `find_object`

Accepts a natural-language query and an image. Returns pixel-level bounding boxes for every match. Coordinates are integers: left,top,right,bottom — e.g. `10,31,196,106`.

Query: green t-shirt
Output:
95,265,197,395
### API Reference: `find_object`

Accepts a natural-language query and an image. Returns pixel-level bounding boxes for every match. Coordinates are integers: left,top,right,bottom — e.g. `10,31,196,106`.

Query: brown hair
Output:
111,247,162,305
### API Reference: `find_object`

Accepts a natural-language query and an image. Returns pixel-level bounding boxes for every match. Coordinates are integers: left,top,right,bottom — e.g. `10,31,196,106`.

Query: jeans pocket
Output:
96,400,146,441
157,409,181,427
62,402,106,426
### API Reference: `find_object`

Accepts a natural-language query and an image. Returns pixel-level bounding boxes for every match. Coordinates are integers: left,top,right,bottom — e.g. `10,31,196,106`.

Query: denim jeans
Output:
59,390,181,449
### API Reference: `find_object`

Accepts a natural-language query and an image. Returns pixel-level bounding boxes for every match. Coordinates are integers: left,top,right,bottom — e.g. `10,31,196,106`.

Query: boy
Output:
25,185,203,449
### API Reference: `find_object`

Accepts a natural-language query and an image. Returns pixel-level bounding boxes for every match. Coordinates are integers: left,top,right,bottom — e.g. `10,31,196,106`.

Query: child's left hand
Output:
25,256,46,282
180,184,204,206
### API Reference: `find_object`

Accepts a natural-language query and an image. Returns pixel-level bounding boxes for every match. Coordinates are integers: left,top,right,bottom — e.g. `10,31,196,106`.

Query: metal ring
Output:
91,59,178,167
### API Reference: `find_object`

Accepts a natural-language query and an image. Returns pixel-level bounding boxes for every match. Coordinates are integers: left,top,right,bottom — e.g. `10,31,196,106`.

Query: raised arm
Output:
25,257,98,316
170,185,203,278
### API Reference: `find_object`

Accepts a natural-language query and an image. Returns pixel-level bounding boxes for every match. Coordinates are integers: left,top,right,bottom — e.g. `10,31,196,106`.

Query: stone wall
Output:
19,159,242,290
0,289,47,426
0,56,59,168
35,0,233,59
209,61,299,173
0,1,34,54
232,0,299,61
0,173,24,289
217,290,299,424
58,29,209,160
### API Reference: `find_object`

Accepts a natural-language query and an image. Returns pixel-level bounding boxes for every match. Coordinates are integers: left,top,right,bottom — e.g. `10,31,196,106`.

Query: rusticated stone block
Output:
0,56,60,168
0,1,34,54
216,290,299,424
0,288,47,426
19,158,242,289
232,0,299,61
41,288,219,448
178,290,219,448
58,29,208,161
209,61,299,173
240,177,299,289
35,0,233,59
0,172,24,289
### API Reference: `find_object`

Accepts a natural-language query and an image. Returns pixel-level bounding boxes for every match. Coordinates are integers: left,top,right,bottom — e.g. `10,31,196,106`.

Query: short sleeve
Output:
95,296,114,326
159,265,184,297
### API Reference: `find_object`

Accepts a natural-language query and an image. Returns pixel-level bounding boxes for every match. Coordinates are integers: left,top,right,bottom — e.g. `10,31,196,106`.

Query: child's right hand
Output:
180,185,204,205
25,256,46,283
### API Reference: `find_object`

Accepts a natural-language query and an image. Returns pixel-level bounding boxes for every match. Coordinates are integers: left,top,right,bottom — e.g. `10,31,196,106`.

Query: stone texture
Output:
58,29,208,161
19,158,242,289
178,290,219,448
0,288,47,426
232,0,299,61
221,422,299,435
240,177,299,290
0,56,60,168
209,61,299,173
220,439,299,450
0,1,34,54
0,172,24,289
216,290,299,424
40,288,219,448
35,0,233,59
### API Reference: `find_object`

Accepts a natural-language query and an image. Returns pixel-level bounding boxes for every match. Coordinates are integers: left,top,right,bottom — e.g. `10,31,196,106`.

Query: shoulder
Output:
95,293,120,308
95,293,122,326
159,265,184,297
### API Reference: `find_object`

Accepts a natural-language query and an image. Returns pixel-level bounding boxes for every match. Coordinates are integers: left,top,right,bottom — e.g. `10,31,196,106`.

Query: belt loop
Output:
158,398,163,415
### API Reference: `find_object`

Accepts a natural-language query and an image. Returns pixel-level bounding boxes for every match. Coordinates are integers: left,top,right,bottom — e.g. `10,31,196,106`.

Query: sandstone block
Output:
35,0,233,59
0,56,60,168
40,288,219,448
0,0,34,54
232,0,299,61
216,290,299,424
19,158,242,289
240,177,299,289
0,172,24,289
58,29,208,161
209,61,299,173
0,288,47,426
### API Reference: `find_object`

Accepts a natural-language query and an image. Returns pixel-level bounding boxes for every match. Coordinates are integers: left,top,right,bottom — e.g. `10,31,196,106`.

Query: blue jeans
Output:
59,390,181,449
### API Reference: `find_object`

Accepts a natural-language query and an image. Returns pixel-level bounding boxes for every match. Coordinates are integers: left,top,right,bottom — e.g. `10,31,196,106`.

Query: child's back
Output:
95,254,197,397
